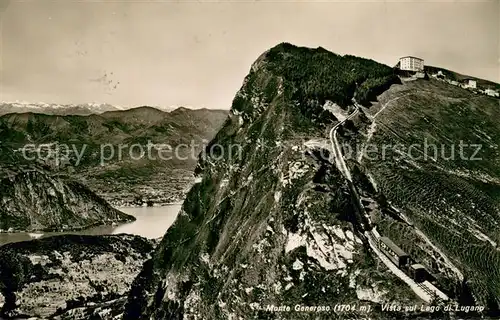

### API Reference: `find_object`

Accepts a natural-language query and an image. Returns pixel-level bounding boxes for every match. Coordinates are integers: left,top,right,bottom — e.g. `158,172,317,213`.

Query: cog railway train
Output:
378,236,428,283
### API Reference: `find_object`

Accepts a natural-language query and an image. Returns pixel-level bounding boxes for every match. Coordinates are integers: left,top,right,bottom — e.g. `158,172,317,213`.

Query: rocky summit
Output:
121,43,445,319
119,43,500,319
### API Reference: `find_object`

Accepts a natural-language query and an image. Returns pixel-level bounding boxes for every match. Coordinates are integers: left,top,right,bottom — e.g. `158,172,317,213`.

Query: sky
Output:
0,0,498,109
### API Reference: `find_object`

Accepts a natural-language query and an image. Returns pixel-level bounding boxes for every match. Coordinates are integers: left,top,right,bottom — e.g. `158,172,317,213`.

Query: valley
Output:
0,107,228,206
0,234,157,319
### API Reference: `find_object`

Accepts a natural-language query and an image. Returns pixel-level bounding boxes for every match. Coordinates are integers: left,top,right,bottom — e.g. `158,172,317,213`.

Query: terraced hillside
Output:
353,78,500,313
0,107,227,205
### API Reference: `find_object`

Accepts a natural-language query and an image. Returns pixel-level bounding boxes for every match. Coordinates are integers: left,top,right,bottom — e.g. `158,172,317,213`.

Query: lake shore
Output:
114,201,184,208
0,204,182,247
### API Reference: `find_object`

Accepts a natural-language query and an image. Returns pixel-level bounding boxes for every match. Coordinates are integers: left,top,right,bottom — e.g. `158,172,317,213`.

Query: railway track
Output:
417,283,435,297
416,282,447,303
329,101,450,303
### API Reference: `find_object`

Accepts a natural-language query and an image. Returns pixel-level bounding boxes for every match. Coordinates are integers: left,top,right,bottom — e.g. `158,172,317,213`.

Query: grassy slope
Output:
361,78,500,312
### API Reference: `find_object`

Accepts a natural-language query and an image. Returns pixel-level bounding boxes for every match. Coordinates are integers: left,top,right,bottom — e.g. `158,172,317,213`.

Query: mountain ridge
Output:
424,65,500,90
0,101,219,117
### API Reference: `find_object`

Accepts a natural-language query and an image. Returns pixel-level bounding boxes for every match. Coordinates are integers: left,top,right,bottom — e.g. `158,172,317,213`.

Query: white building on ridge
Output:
462,79,477,89
397,56,424,72
485,88,499,97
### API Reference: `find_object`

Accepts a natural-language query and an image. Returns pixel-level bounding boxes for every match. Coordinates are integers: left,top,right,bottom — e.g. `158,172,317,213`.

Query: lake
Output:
112,205,182,238
0,204,182,246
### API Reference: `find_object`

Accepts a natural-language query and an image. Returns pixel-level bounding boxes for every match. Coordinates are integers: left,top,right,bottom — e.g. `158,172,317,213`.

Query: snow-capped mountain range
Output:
0,101,175,116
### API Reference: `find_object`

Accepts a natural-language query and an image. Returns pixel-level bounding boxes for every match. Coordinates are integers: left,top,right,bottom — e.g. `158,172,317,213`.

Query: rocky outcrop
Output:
0,170,134,232
0,234,156,319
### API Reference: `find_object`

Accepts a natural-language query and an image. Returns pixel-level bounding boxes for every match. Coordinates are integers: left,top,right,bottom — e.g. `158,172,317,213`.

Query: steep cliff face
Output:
123,44,423,319
0,170,134,232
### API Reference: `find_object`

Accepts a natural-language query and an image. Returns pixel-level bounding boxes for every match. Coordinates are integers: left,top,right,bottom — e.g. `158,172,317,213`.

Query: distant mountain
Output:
138,105,177,113
0,107,228,205
0,102,123,116
0,170,134,232
0,101,178,116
